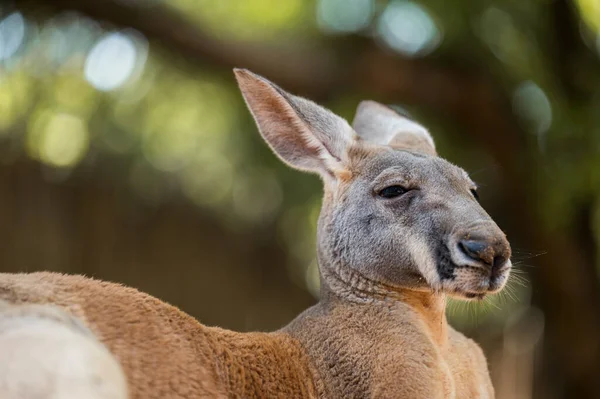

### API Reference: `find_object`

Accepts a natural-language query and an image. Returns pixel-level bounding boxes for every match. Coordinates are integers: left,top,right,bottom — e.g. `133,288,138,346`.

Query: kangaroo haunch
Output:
0,69,512,399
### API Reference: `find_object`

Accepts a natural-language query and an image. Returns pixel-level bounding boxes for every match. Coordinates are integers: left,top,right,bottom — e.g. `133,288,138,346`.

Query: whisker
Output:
509,267,528,274
483,296,501,311
511,260,537,269
507,273,528,287
499,282,519,303
467,168,490,178
510,249,547,261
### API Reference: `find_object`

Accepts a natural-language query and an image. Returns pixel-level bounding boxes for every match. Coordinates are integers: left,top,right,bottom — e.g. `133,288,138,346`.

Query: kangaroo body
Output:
0,69,510,398
0,272,491,398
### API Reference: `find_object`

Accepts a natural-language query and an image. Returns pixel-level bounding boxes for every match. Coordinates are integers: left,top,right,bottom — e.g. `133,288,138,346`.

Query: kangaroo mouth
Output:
463,292,486,300
436,245,511,300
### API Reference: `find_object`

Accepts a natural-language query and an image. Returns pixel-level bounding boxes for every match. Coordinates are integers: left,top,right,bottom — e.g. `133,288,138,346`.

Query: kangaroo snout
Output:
458,238,509,271
444,227,512,298
449,225,511,274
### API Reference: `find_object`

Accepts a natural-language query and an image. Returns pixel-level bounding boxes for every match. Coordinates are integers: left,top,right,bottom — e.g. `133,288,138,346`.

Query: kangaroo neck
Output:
319,263,449,347
284,269,451,398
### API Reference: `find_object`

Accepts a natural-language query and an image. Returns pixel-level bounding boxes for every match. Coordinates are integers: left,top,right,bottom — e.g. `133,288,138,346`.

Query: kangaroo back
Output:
0,272,318,398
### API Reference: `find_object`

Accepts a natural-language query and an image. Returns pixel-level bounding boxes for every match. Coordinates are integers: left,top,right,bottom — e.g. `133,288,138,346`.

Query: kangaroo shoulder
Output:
448,327,494,398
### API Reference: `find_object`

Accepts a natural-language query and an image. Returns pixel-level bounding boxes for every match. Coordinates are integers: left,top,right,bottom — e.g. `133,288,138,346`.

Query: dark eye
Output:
378,185,408,199
470,188,479,201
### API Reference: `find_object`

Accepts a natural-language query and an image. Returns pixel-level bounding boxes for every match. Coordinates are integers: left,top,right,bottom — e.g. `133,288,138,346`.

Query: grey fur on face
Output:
318,147,510,300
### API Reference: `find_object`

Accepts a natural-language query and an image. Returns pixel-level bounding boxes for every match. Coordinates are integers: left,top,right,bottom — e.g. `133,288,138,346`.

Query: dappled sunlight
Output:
168,0,314,40
26,110,89,168
140,78,235,172
23,15,100,74
376,0,441,57
576,0,600,33
476,7,541,77
84,31,146,91
0,71,32,132
39,113,89,168
317,0,374,34
0,12,26,61
512,81,553,139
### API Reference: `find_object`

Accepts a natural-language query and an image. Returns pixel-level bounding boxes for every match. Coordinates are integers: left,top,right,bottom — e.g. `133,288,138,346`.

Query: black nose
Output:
458,239,508,269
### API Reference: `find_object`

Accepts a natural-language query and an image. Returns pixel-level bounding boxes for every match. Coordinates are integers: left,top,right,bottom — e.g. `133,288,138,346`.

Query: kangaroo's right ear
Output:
234,68,356,181
352,100,436,156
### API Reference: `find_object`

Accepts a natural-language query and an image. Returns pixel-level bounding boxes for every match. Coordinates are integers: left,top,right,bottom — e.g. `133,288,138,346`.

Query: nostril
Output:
492,254,507,270
458,240,487,262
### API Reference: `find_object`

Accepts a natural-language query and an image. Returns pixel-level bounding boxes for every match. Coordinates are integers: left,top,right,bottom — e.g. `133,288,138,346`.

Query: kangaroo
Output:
0,69,511,399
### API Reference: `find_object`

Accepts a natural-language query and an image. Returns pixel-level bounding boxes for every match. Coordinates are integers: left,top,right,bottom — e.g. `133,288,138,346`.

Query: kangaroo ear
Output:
352,100,436,156
234,68,356,181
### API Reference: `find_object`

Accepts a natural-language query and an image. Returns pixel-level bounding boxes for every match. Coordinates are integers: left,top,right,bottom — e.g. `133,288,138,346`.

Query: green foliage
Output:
168,0,317,40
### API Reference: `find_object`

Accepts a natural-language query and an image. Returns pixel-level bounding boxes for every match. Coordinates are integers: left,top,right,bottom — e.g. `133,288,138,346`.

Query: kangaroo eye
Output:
470,188,479,201
378,185,408,199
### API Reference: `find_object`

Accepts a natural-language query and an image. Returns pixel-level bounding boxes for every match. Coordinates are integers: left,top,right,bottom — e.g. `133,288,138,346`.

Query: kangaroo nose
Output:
458,239,508,269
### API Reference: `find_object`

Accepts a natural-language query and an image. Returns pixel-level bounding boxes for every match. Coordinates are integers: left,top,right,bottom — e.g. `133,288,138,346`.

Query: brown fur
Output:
0,271,492,398
285,278,494,398
0,272,318,398
0,293,129,399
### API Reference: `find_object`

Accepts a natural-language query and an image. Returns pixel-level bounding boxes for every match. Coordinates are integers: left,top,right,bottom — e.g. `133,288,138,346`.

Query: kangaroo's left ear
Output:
352,100,436,156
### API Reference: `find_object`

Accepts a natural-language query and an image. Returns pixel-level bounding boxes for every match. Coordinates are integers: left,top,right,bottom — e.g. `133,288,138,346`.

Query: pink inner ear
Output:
235,68,356,178
236,73,326,172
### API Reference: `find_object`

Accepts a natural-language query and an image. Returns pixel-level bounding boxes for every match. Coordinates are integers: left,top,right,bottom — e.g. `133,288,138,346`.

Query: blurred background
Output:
0,0,598,397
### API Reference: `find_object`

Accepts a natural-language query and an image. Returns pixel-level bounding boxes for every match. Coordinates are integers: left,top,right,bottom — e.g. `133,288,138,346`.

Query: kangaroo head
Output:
235,69,511,301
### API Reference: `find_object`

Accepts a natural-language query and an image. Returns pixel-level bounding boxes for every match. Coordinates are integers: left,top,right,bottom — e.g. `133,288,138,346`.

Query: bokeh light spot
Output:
180,154,234,208
576,0,600,34
29,112,90,168
169,0,309,40
84,32,137,91
512,81,552,136
0,12,26,61
377,0,441,57
141,78,234,172
317,0,374,34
